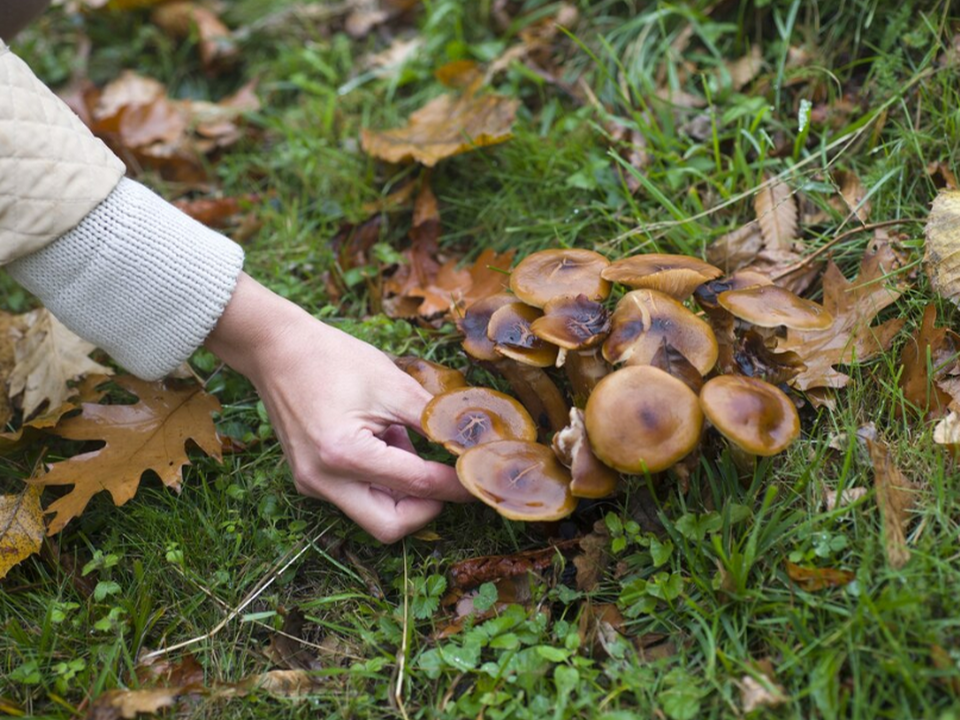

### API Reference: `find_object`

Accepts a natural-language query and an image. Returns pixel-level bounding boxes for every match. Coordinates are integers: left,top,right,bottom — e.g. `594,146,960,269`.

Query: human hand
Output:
205,273,472,543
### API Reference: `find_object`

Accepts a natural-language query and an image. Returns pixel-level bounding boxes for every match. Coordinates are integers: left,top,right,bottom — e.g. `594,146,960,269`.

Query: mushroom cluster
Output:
399,248,830,521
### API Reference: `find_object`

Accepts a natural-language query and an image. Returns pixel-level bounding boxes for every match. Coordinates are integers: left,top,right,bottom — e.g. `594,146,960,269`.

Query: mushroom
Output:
585,365,703,474
649,339,703,394
458,295,569,437
421,387,537,456
693,271,773,375
699,375,800,462
602,289,718,376
601,253,723,300
456,440,576,521
509,248,611,308
552,408,619,498
394,356,468,396
718,285,833,331
487,302,559,367
530,294,611,401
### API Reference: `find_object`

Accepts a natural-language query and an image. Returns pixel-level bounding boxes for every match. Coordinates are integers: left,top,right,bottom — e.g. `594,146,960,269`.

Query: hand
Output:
205,273,473,543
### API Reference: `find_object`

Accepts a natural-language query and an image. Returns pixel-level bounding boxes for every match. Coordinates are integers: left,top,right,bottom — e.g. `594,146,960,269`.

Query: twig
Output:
139,524,332,662
394,539,411,720
771,218,923,281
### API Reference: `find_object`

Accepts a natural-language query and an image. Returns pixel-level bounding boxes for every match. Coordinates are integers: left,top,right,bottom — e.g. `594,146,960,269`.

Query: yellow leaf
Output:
361,91,519,166
0,485,45,579
924,189,960,305
754,177,798,252
8,309,113,420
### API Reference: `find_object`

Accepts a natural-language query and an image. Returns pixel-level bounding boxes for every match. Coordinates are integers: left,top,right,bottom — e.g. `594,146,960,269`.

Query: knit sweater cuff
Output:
7,178,245,380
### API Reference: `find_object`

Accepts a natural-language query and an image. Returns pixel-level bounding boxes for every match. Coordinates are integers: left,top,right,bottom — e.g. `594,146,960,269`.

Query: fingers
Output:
333,481,445,544
379,372,433,431
380,424,416,454
344,432,474,503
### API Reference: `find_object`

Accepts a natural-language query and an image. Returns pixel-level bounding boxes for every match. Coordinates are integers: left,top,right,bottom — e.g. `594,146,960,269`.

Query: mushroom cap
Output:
509,249,611,308
601,253,723,300
488,302,559,367
699,375,800,456
585,366,703,474
456,440,576,521
602,289,718,375
552,408,619,498
693,270,772,310
422,387,537,455
530,294,611,350
395,357,468,396
717,285,833,330
458,293,517,361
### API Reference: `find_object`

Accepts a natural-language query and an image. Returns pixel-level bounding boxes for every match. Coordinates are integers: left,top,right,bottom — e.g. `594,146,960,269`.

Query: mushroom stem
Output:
495,359,569,438
564,348,610,406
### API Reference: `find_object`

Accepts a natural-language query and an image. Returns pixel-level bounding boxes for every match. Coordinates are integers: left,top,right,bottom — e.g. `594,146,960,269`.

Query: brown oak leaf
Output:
898,304,960,419
776,238,908,391
29,375,222,535
0,485,44,579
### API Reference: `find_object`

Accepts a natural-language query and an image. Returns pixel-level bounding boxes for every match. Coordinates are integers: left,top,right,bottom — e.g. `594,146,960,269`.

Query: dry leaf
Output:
8,309,113,419
173,194,259,230
577,603,626,658
87,688,182,720
727,45,762,90
863,429,917,569
706,222,763,273
151,2,238,73
366,37,423,78
0,485,44,579
574,520,611,592
832,171,871,223
264,610,324,672
739,674,788,713
823,486,867,511
0,310,25,426
925,190,960,306
927,162,958,191
360,90,519,166
30,375,222,535
448,539,579,590
785,561,855,591
898,304,960,419
435,60,483,88
754,177,798,251
776,237,908,391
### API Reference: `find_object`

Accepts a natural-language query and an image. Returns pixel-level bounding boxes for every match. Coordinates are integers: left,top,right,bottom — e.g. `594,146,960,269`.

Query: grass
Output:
3,0,960,717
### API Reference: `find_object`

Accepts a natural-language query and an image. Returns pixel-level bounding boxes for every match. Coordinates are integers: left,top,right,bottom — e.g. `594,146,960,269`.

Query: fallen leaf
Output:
823,486,867,511
0,485,44,579
898,304,960,419
739,673,788,713
448,539,579,590
785,561,855,591
927,162,958,191
0,310,25,426
776,237,908,390
863,428,917,569
360,89,519,166
8,309,113,420
30,375,222,535
365,37,423,79
832,170,871,223
264,610,324,672
754,177,798,252
87,688,181,719
706,222,763,273
726,45,762,90
577,603,626,658
152,2,238,73
435,60,483,88
925,190,960,306
173,195,259,229
934,411,960,456
573,520,611,592
931,644,960,696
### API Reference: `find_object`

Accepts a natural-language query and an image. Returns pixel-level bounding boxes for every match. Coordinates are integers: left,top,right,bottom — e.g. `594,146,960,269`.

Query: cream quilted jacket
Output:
0,38,125,265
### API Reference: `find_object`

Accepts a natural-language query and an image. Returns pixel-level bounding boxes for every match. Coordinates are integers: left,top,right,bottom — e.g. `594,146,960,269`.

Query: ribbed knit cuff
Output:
7,178,245,380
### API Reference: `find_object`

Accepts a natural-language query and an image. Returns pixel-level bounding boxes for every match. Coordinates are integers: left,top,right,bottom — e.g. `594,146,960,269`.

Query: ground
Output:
2,1,960,718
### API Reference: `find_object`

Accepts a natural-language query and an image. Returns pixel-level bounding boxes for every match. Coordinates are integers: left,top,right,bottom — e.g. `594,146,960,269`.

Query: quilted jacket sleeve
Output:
0,39,125,264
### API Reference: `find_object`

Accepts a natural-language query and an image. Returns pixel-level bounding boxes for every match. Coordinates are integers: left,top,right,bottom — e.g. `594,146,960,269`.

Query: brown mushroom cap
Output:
585,366,703,474
601,253,723,300
488,302,559,367
717,285,833,330
394,357,468,396
422,387,537,455
456,440,576,521
552,408,619,498
699,375,800,456
693,270,772,310
602,289,718,375
530,294,610,350
509,249,611,308
458,293,517,361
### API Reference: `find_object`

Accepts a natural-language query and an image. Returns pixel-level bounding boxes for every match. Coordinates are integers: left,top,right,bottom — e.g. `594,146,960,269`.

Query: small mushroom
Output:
692,270,772,312
699,375,800,458
394,357,468,396
422,387,537,455
693,271,773,375
488,302,559,367
530,294,611,401
601,253,723,300
459,295,568,437
456,440,576,521
602,289,718,375
585,366,703,474
509,248,611,308
718,285,833,330
552,408,619,498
